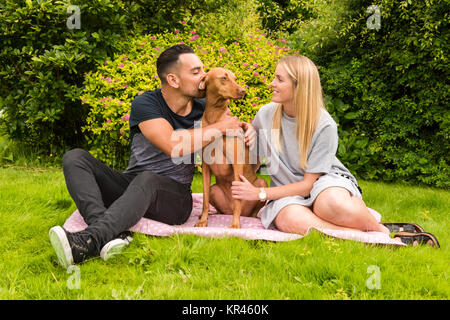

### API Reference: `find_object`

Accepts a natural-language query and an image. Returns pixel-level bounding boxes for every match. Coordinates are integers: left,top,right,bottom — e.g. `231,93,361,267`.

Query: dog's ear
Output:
198,74,208,90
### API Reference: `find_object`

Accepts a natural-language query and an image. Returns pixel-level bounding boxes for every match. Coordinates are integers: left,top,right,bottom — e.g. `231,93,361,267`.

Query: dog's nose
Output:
239,88,246,98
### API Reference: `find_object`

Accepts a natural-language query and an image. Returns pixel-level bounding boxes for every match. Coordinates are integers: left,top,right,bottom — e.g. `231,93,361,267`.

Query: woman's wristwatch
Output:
258,187,267,202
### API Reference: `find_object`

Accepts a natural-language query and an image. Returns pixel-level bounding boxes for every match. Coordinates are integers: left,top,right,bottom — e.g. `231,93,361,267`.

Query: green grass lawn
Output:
0,165,448,299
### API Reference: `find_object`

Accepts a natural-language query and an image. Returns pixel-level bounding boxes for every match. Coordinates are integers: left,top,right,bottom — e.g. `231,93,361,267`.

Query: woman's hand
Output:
231,174,260,200
241,122,256,149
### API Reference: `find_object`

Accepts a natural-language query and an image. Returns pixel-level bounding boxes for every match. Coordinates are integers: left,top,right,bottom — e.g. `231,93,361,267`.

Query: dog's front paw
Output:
195,219,208,228
229,222,241,229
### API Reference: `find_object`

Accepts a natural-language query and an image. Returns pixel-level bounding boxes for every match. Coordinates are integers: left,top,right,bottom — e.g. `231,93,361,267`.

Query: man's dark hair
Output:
156,44,195,84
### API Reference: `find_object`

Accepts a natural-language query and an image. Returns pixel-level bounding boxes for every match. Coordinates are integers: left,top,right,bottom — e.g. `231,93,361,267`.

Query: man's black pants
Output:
62,149,192,253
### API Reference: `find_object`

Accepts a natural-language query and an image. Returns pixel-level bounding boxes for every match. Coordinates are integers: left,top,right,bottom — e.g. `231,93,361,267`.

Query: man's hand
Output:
215,109,244,137
241,121,256,149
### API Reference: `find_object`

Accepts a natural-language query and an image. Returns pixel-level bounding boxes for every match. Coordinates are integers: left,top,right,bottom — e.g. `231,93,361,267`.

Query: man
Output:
49,44,255,268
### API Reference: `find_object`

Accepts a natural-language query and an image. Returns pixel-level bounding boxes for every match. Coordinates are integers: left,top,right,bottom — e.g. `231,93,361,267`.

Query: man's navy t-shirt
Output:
124,89,205,187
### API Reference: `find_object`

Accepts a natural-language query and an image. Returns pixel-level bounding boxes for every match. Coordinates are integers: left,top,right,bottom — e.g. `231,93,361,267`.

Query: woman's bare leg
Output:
312,187,390,234
274,204,364,235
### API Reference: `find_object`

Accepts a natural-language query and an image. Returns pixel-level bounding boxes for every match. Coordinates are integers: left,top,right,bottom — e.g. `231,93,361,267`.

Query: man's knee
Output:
63,148,91,168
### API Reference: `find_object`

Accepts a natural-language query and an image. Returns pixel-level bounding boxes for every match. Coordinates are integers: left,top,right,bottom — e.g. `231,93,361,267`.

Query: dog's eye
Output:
221,76,227,81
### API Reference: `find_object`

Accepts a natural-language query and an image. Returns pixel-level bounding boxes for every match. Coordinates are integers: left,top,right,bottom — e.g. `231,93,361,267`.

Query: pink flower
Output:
190,34,199,41
219,47,226,52
181,20,186,24
280,39,287,43
174,29,179,33
118,63,124,68
123,84,128,88
104,61,108,65
197,45,201,49
256,97,261,100
253,63,258,67
120,129,125,136
121,114,130,122
106,77,112,83
122,56,127,60
253,72,259,76
242,63,249,67
190,30,196,34
153,75,158,79
106,119,111,123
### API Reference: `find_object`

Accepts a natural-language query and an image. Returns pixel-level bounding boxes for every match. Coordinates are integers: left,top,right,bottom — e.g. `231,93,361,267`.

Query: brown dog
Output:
195,67,267,229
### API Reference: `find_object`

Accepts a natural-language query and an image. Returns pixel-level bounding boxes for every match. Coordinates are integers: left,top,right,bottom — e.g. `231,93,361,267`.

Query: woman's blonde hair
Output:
272,55,325,170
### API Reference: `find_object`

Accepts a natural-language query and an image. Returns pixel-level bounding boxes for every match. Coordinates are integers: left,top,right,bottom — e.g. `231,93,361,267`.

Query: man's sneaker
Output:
49,226,97,269
100,231,133,261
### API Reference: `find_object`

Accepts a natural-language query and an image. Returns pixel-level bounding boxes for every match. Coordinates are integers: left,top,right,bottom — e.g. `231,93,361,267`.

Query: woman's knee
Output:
274,205,311,235
314,187,373,227
135,171,163,191
314,187,351,215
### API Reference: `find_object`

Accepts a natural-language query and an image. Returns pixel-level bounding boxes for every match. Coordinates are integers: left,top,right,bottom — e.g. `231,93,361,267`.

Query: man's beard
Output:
188,88,206,99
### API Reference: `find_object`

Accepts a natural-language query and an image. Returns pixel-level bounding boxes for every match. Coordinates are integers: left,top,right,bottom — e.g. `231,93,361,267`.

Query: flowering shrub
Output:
81,29,293,169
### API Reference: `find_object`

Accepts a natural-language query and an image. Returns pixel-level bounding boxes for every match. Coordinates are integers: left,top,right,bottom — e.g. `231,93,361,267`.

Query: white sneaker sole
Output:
49,226,74,269
100,238,131,261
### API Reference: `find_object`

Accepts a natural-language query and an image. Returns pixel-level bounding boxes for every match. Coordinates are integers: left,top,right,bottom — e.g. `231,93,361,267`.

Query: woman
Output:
231,55,439,247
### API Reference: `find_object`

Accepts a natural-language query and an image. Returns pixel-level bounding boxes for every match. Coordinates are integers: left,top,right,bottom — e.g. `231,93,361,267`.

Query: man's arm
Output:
138,112,243,158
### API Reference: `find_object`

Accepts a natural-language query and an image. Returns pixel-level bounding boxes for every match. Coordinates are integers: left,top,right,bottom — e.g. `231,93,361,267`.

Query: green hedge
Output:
0,0,136,157
0,0,259,159
287,0,449,187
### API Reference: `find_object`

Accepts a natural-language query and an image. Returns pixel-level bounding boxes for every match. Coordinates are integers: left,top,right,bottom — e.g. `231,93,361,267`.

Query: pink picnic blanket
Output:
63,193,405,246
